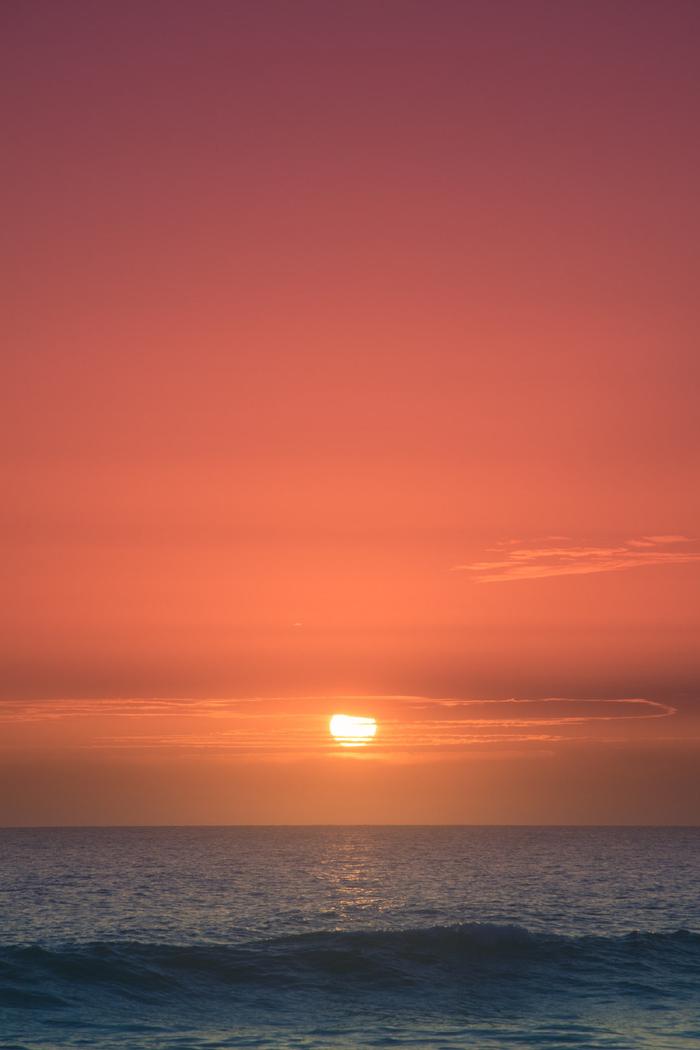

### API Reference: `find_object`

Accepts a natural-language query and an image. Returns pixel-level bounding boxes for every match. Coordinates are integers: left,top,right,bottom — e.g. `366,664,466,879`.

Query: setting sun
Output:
329,713,378,747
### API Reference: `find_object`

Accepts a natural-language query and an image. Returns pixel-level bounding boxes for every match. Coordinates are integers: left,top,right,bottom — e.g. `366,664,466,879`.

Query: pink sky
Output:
2,1,700,823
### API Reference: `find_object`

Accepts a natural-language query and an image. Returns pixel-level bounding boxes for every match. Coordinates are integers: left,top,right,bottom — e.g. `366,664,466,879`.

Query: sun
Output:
329,713,378,747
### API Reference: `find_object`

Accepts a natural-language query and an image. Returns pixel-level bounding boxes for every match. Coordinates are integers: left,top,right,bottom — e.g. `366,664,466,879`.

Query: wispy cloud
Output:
0,695,676,757
452,536,700,583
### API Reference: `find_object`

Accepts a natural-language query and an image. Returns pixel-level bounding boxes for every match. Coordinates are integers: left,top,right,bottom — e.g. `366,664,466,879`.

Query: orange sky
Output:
3,1,700,824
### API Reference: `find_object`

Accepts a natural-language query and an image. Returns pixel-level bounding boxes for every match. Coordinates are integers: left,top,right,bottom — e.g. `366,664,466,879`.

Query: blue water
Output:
1,827,699,1048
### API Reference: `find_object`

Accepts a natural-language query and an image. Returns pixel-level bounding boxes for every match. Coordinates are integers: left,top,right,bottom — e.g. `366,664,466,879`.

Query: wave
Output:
2,924,699,1009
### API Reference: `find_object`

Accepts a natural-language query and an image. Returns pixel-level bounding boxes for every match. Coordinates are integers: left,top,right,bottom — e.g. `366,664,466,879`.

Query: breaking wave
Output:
2,924,699,1008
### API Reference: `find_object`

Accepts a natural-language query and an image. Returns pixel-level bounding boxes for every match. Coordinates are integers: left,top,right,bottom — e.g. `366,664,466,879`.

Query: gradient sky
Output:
3,0,700,824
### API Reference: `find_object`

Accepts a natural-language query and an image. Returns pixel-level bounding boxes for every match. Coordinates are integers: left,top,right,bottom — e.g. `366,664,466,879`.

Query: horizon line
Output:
2,823,699,830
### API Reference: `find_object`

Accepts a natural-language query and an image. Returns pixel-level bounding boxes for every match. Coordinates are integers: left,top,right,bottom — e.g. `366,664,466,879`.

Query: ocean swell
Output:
1,924,699,1008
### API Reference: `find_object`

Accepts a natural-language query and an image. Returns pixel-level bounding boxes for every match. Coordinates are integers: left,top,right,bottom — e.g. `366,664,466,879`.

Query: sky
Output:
3,0,700,824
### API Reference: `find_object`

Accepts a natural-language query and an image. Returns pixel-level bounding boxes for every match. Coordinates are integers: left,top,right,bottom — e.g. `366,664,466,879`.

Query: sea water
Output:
1,826,698,1048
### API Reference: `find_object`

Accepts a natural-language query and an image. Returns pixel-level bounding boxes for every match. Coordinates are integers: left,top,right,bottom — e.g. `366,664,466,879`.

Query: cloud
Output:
0,695,676,757
452,536,700,583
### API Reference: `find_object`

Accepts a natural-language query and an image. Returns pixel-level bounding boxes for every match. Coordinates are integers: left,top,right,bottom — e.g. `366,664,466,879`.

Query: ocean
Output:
1,826,698,1048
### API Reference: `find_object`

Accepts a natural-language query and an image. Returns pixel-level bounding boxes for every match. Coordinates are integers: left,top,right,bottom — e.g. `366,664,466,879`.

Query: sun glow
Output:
329,713,378,747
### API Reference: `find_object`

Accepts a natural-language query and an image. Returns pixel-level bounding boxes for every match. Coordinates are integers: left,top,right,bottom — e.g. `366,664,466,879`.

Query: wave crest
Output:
2,925,699,1007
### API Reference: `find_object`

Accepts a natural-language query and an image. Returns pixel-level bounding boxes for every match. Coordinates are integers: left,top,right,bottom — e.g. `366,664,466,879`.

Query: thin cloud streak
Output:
0,696,676,756
453,536,700,583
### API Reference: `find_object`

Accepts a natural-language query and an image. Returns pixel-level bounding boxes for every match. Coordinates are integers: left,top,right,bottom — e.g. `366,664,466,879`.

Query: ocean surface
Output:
0,827,699,1049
